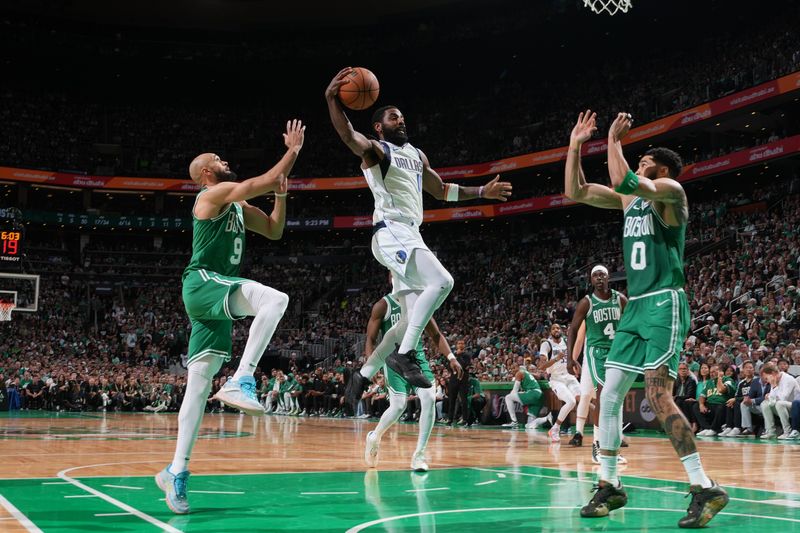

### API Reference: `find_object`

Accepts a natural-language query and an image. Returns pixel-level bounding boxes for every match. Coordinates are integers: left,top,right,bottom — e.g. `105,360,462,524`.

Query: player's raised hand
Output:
608,112,633,142
482,175,512,202
450,358,464,380
283,119,306,153
325,67,354,99
570,109,597,146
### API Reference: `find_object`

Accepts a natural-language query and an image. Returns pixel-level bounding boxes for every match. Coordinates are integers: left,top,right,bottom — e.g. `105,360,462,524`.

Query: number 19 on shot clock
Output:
1,230,22,262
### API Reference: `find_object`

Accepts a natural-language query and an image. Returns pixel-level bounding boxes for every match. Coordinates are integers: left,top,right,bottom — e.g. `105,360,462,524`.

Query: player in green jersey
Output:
156,120,305,515
564,111,727,527
567,265,628,464
502,361,551,430
363,287,461,472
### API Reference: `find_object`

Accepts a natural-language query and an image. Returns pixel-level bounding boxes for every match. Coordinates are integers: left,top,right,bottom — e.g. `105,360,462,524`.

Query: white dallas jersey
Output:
362,140,424,226
541,336,569,380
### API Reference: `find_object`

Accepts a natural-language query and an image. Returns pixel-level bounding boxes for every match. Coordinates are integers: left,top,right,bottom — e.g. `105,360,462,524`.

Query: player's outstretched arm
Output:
325,68,382,164
241,173,288,240
201,120,305,208
608,113,687,210
364,298,388,359
419,150,511,202
424,317,462,379
564,110,622,210
567,298,590,376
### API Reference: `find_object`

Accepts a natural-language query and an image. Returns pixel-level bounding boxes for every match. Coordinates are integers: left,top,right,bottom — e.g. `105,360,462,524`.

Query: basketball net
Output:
584,0,632,16
0,302,14,321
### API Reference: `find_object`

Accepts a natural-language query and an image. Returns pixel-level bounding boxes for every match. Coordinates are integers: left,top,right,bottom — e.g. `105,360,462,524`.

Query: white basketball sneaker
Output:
212,376,264,416
365,431,380,468
411,452,429,472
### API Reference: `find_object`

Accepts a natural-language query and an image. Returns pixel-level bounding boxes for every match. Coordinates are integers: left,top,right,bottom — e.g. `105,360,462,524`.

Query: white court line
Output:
57,465,182,533
301,491,359,496
474,480,497,486
188,490,244,495
41,482,70,485
0,493,43,533
94,512,134,517
64,495,100,499
764,499,800,508
404,487,449,493
345,505,800,532
470,467,799,508
101,485,143,490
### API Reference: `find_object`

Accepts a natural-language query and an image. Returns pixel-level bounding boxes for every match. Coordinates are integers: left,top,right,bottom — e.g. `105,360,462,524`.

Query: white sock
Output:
594,425,600,440
414,387,436,455
361,318,405,379
599,454,620,486
681,452,713,488
398,251,453,354
374,392,407,440
229,283,289,382
171,355,223,474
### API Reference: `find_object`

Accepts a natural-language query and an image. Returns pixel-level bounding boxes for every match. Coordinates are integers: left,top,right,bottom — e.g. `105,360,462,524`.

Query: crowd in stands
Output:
4,178,799,435
1,2,798,179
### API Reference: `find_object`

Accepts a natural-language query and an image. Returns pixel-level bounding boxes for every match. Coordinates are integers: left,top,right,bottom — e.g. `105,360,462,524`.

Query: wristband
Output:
275,192,288,198
614,169,639,195
478,185,485,198
445,184,460,202
447,353,456,361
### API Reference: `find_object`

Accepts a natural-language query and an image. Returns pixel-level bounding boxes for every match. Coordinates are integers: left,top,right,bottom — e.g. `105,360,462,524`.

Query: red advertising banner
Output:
330,136,799,228
1,71,798,192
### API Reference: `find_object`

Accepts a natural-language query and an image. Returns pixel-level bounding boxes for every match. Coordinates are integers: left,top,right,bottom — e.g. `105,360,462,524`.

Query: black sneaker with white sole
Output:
580,481,628,517
569,432,583,447
386,345,431,388
678,480,729,528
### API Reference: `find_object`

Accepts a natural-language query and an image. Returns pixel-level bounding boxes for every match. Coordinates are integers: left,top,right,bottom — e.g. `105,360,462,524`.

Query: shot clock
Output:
1,229,22,262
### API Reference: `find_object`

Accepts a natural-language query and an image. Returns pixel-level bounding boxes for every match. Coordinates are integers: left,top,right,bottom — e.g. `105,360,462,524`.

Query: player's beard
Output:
213,168,238,182
383,125,408,146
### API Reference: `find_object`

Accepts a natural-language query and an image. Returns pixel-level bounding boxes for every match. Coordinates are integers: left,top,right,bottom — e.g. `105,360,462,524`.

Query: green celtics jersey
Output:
520,368,538,391
585,289,623,350
381,295,424,354
622,196,686,296
183,189,246,280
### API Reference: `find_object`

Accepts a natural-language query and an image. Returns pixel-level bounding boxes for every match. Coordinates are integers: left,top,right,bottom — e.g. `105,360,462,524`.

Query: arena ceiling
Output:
1,0,486,30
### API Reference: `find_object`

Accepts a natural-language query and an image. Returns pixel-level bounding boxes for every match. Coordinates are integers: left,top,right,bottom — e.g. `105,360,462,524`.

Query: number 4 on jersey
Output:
603,322,616,340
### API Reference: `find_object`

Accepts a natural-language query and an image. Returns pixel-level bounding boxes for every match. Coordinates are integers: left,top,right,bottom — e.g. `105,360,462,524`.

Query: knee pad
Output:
274,290,289,314
441,272,455,294
600,386,624,413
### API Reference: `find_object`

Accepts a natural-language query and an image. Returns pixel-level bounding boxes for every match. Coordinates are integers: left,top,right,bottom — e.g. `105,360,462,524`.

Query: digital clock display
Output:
1,230,22,262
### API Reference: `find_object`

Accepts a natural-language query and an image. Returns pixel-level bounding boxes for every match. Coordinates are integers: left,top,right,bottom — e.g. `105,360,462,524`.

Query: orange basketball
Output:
338,67,380,111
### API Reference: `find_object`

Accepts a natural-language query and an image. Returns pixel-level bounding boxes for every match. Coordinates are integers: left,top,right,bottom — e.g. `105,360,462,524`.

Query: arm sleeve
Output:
511,379,521,394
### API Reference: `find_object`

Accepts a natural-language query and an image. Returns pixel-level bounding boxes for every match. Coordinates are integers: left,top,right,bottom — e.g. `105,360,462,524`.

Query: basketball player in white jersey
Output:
539,323,581,442
325,67,512,404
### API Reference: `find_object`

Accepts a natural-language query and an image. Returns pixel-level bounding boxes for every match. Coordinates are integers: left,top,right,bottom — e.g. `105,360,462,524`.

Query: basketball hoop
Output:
0,302,14,321
584,0,632,16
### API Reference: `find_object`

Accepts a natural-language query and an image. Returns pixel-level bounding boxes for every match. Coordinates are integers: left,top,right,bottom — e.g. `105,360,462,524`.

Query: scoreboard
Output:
1,229,22,263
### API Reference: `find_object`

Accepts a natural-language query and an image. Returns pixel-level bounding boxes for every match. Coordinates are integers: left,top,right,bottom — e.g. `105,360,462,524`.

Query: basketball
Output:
338,67,380,111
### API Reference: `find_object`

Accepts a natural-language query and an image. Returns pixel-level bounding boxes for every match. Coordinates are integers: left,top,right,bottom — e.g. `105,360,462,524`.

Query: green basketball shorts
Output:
606,288,689,380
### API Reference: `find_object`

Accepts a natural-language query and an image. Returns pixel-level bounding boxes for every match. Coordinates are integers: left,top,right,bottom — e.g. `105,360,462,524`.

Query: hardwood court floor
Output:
1,411,799,532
